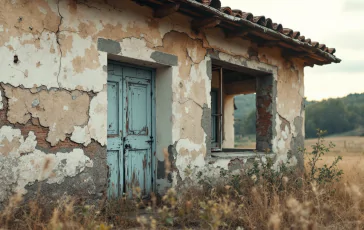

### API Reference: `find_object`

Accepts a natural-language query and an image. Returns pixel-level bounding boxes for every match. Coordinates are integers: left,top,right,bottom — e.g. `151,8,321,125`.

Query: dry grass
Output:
0,136,364,229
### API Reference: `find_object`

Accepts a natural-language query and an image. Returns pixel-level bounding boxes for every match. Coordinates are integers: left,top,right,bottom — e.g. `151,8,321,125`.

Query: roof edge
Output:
182,0,341,66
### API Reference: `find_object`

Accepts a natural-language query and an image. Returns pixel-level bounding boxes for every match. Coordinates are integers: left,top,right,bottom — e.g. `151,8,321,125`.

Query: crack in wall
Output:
76,0,102,11
10,66,28,78
55,0,64,88
177,98,203,109
278,113,291,133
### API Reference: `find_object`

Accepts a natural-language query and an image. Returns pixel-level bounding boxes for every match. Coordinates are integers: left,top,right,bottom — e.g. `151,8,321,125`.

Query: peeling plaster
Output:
0,32,61,89
87,88,107,146
174,138,206,181
0,89,3,110
71,88,107,146
70,126,92,146
0,126,93,201
4,85,90,146
0,126,37,157
17,148,93,194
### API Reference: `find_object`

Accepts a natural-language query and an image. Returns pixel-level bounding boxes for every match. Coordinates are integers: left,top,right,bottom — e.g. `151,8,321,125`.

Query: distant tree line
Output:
234,93,364,138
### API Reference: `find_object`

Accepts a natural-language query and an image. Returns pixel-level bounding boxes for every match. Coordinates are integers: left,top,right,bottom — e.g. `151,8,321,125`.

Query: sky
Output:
221,0,364,101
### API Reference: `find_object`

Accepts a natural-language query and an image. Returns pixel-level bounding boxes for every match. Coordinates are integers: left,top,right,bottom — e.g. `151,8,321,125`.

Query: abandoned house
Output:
0,0,340,203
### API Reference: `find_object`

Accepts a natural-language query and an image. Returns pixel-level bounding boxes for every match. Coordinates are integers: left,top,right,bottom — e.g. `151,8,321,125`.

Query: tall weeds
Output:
0,132,363,229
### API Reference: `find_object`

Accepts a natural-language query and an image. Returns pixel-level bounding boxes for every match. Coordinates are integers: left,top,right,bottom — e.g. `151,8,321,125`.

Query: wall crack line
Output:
178,98,203,109
76,0,102,10
56,0,64,88
10,66,27,78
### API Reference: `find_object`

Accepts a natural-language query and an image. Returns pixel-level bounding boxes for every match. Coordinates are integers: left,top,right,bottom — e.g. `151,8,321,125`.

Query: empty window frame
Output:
211,64,270,152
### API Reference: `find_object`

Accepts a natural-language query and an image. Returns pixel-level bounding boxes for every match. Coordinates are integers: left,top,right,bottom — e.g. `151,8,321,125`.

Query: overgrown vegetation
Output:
305,129,344,184
0,131,363,230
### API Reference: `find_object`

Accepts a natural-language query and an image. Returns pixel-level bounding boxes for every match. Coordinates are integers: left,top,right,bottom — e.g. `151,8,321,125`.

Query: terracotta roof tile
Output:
193,0,338,57
292,31,300,39
241,12,253,21
231,9,243,18
311,41,319,48
328,48,336,54
220,6,232,15
265,18,273,29
298,36,305,42
253,16,266,26
283,28,293,37
272,23,283,33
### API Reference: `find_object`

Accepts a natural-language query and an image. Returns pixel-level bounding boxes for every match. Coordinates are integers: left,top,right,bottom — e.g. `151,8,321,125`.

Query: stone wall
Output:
0,0,305,203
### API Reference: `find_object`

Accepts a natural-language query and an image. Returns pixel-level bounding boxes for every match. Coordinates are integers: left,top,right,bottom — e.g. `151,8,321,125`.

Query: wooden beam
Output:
224,79,256,95
153,3,180,18
283,50,326,67
191,17,221,32
304,62,314,68
282,50,308,59
225,28,251,39
257,40,281,47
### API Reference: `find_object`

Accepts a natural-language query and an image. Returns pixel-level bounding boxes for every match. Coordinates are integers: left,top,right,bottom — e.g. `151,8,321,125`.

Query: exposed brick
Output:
256,76,274,151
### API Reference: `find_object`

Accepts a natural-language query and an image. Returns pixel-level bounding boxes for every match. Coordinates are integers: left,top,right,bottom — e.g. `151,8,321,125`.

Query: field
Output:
236,135,364,183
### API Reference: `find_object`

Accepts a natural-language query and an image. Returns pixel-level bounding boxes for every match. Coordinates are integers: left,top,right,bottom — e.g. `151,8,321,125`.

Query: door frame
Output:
107,60,157,196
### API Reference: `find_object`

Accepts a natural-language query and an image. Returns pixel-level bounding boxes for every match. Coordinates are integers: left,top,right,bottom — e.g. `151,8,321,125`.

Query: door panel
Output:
123,76,152,197
107,150,119,196
107,63,153,198
128,83,148,134
107,69,124,197
107,82,119,135
125,149,152,196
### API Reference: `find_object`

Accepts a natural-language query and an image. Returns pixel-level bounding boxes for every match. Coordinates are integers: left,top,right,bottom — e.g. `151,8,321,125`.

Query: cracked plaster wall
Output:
0,125,93,202
0,0,305,199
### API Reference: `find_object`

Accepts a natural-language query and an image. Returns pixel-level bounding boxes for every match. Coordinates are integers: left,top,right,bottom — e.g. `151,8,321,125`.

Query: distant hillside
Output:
234,93,364,138
234,94,256,122
234,94,256,137
305,93,364,138
305,93,364,107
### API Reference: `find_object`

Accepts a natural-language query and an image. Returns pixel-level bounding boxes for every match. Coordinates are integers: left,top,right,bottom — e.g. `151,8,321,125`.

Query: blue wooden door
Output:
107,63,124,197
107,63,154,198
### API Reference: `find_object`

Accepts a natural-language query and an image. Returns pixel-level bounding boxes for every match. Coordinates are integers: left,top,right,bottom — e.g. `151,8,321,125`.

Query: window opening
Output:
210,64,270,153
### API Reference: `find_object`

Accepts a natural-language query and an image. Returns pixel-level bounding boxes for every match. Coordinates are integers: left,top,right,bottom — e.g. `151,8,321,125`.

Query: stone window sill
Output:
209,149,275,160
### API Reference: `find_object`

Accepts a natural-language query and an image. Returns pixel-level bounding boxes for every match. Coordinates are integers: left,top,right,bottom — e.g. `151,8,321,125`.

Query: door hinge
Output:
146,136,154,144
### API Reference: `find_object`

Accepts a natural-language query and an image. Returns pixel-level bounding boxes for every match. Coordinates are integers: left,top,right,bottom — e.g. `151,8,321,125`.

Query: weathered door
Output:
107,63,154,198
107,64,123,197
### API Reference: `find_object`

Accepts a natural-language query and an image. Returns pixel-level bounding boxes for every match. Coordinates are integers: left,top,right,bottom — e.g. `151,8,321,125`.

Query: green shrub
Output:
304,129,343,184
